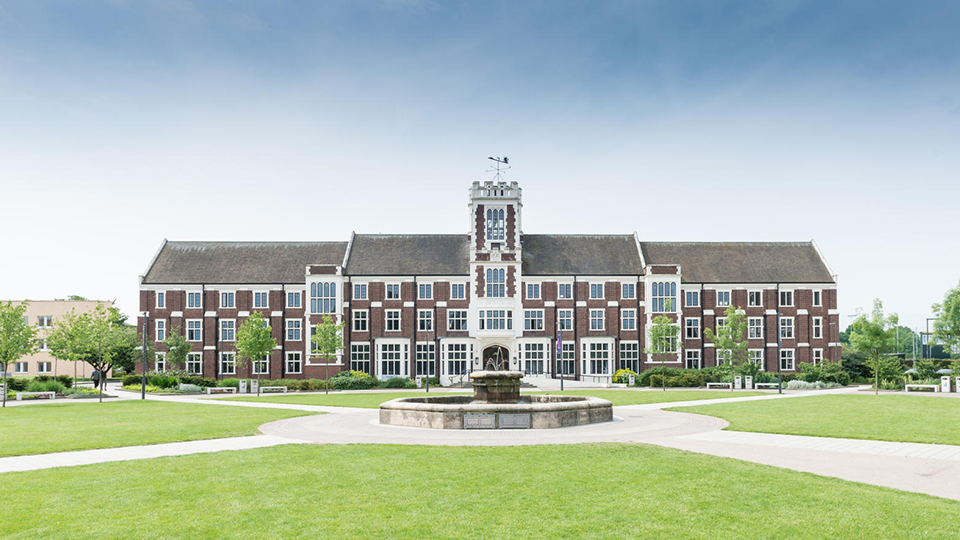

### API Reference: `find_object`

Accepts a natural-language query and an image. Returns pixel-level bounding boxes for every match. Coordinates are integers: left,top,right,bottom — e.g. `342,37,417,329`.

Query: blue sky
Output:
1,0,958,333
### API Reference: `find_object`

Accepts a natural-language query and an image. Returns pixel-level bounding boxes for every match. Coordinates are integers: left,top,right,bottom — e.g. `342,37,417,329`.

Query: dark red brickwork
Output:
506,205,516,250
475,205,485,250
475,266,485,297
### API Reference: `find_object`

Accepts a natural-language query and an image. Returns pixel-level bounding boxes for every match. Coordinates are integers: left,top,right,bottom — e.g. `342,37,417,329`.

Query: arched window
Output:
310,282,336,314
651,281,676,313
486,208,505,240
486,268,505,297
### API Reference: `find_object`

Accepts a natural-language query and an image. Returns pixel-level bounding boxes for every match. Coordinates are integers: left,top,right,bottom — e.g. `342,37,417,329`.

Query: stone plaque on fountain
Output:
464,413,496,429
499,413,532,429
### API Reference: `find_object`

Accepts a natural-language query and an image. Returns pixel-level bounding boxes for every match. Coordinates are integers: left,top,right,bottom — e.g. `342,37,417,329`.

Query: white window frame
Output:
415,342,436,377
186,352,202,375
486,268,506,298
350,343,371,373
286,352,303,374
748,290,762,307
418,283,433,300
526,283,540,300
252,355,269,375
37,361,52,374
286,319,302,341
385,310,401,332
779,290,794,307
155,352,166,372
156,292,165,309
378,341,407,379
812,317,823,339
621,309,636,331
156,320,166,342
310,282,337,314
353,310,368,332
622,283,636,300
220,352,236,375
479,310,512,331
652,281,677,313
558,283,572,300
253,291,269,309
353,283,367,300
38,339,49,352
716,317,727,331
521,342,546,375
558,343,576,375
187,292,202,309
220,319,235,342
748,317,764,339
590,283,604,300
716,290,730,307
286,291,302,309
220,291,235,309
749,349,764,369
685,291,699,308
447,310,467,331
780,317,794,339
685,318,700,339
418,310,433,332
486,207,505,241
558,309,573,331
186,319,202,342
685,350,701,370
813,290,822,307
445,342,469,376
524,310,544,331
589,309,604,331
37,316,52,328
14,361,28,373
386,283,401,300
582,341,611,375
450,283,465,300
812,348,824,365
619,341,640,372
780,349,795,371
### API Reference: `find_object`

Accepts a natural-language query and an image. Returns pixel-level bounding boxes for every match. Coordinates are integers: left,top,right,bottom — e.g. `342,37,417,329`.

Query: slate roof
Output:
344,235,470,276
521,235,643,276
142,241,347,284
640,242,835,283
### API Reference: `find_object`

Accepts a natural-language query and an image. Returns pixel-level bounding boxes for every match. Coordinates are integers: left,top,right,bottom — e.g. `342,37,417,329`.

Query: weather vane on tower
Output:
487,156,510,182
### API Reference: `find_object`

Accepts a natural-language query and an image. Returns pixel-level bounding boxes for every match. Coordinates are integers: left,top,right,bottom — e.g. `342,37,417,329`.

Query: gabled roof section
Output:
142,241,347,284
522,235,643,276
345,234,469,276
640,242,835,283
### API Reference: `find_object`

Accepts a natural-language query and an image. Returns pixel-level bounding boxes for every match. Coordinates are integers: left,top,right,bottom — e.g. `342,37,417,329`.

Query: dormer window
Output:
486,208,505,240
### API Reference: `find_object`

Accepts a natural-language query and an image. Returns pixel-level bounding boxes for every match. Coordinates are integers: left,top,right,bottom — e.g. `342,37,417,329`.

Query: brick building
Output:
138,180,838,385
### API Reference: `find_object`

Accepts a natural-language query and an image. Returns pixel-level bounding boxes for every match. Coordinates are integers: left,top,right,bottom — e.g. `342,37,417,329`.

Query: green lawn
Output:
221,389,766,408
2,443,958,539
0,401,315,457
673,394,960,446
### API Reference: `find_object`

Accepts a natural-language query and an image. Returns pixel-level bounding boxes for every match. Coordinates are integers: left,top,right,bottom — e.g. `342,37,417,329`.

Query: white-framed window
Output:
685,291,699,308
418,310,433,332
252,355,269,375
14,361,28,373
447,310,467,331
716,318,727,331
385,310,401,332
716,291,730,307
187,292,202,308
287,291,302,308
479,310,512,330
450,283,465,300
446,343,468,375
718,349,732,364
486,207,505,240
486,268,506,298
748,318,764,339
584,342,610,375
748,290,762,307
749,349,764,368
38,339,49,352
780,317,794,339
37,316,52,328
558,343,576,375
812,348,824,365
648,330,679,354
154,352,165,372
780,349,795,371
590,283,604,299
812,317,823,339
286,319,302,341
524,310,544,331
685,350,701,370
353,284,367,300
622,283,636,299
186,353,202,375
779,290,794,307
156,320,166,342
813,290,822,307
37,361,51,374
590,309,604,331
220,320,235,342
685,318,700,339
621,309,636,330
352,310,368,332
156,292,165,309
186,320,202,342
310,282,337,314
522,343,545,375
652,282,677,312
526,283,540,299
558,284,572,299
350,343,371,373
386,283,401,300
418,283,433,300
379,342,405,378
286,352,302,374
619,342,640,372
558,309,573,331
220,292,235,309
253,292,269,309
415,343,436,377
220,352,236,375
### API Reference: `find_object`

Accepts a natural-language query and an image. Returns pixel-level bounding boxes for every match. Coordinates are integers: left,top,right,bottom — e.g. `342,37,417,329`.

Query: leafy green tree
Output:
0,301,39,407
703,305,749,391
849,299,900,395
162,326,192,388
48,308,91,389
645,314,679,391
236,312,277,395
85,304,131,402
67,295,88,301
932,280,960,358
312,315,345,395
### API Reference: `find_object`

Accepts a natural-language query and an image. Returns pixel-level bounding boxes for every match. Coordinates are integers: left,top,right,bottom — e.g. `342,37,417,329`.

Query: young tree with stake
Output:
236,312,276,396
645,314,679,391
312,314,344,394
703,305,750,391
162,326,192,389
0,301,38,407
849,299,899,395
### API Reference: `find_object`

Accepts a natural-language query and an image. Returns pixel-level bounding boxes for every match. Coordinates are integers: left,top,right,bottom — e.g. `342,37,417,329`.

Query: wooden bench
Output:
16,391,56,401
754,383,780,389
706,382,732,389
261,386,288,393
905,384,940,393
206,387,237,394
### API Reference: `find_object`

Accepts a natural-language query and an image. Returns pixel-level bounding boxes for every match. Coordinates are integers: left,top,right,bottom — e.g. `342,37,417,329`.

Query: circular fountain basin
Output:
379,394,613,430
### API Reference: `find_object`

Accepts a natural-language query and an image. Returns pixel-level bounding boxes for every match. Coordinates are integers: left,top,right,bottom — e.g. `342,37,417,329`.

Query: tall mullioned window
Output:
651,282,676,313
486,208,505,240
311,282,336,314
486,268,505,297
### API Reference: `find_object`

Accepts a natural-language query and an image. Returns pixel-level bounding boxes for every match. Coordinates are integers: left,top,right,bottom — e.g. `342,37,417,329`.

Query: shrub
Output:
25,380,67,394
842,352,872,380
121,374,142,387
148,375,177,389
612,369,637,384
220,378,240,389
180,375,217,388
786,380,840,390
34,375,52,383
383,377,416,389
331,371,379,390
5,378,28,392
178,383,202,393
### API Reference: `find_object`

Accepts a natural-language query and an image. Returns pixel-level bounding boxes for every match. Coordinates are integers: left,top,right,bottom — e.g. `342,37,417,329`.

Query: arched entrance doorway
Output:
481,346,510,371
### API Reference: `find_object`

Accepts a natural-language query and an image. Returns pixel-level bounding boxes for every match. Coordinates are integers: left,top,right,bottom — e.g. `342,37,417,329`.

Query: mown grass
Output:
0,401,315,457
674,394,960,445
1,443,958,539
221,389,766,408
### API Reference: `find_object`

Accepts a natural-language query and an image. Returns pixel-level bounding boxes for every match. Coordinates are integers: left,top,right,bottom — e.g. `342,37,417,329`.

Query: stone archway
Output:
481,346,510,371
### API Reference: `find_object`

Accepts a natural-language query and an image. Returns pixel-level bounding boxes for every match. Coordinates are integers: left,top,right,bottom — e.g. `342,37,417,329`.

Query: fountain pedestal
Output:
470,370,522,403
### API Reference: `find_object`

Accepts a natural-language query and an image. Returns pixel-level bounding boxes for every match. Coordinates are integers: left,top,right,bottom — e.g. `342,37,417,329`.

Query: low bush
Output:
383,377,416,389
786,380,840,390
64,387,100,396
4,378,28,392
25,380,67,394
612,369,637,384
148,375,177,389
180,375,217,388
121,374,142,387
219,378,240,389
178,383,203,393
330,370,379,390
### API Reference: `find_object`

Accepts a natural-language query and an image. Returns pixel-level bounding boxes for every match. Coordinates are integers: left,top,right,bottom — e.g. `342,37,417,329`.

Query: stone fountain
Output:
379,371,612,430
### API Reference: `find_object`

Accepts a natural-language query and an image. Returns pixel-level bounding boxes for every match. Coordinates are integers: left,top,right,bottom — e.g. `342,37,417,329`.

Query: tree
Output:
85,304,130,402
236,312,277,396
311,315,344,395
48,308,91,390
67,295,88,301
849,299,899,395
932,280,960,358
0,301,38,408
703,305,749,391
645,314,679,392
162,326,192,388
